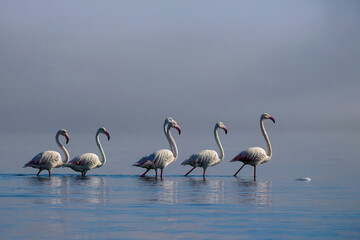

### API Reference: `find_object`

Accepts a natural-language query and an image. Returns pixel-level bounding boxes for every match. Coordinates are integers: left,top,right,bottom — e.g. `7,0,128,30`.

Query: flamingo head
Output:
262,113,275,123
58,129,70,144
216,122,228,134
99,127,111,140
168,120,181,135
164,117,174,126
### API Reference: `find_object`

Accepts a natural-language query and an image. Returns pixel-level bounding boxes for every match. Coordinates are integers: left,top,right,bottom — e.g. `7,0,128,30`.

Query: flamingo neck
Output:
96,131,106,166
56,132,69,165
214,126,224,161
260,118,272,158
166,125,178,160
163,120,168,136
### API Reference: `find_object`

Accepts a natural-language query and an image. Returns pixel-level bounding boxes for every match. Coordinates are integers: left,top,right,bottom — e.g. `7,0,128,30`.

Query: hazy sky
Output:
1,0,359,135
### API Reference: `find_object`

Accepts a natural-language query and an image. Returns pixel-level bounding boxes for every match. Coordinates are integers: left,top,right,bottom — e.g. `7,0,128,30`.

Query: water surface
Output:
0,130,359,239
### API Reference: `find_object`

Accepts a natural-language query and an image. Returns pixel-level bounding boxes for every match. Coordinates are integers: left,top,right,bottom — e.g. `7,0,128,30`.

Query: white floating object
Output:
296,177,311,182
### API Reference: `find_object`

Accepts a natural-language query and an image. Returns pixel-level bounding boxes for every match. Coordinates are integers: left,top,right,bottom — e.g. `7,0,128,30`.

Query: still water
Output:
0,130,359,239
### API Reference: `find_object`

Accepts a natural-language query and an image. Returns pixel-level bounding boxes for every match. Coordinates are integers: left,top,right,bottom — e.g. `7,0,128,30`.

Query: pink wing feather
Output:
231,147,267,165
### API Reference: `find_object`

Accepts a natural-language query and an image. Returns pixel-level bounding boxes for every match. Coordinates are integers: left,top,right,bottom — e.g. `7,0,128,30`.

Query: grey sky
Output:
0,0,359,135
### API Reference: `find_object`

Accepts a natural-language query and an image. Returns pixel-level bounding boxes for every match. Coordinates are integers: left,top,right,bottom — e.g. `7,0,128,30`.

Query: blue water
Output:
0,130,359,239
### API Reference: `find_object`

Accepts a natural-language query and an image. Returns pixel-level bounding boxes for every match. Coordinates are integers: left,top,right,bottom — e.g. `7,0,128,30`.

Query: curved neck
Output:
214,126,224,160
163,120,168,136
260,118,272,158
56,133,69,165
96,131,106,166
166,125,178,160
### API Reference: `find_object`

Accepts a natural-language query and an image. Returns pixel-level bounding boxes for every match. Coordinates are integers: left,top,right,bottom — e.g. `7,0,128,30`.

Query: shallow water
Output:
0,130,359,239
0,174,359,239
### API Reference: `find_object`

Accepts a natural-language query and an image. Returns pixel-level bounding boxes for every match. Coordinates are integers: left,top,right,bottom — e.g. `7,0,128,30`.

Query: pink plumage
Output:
231,147,267,165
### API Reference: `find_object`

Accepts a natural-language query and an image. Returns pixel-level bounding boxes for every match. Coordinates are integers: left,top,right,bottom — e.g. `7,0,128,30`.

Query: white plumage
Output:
133,117,181,179
67,127,110,177
68,153,101,172
136,149,175,169
234,147,268,166
182,122,227,179
182,150,219,167
23,129,70,177
231,113,275,181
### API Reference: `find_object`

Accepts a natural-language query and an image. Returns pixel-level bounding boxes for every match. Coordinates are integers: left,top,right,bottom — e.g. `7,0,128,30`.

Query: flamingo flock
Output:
24,113,275,181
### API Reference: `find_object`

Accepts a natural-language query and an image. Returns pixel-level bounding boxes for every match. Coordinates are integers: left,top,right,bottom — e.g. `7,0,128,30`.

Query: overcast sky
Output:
0,0,359,135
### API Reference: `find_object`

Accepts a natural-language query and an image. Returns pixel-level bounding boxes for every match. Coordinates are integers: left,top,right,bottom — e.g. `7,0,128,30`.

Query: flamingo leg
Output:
203,168,206,181
160,169,164,179
184,167,196,176
155,169,158,178
233,163,246,177
254,166,256,181
37,169,42,176
48,171,51,177
141,169,151,177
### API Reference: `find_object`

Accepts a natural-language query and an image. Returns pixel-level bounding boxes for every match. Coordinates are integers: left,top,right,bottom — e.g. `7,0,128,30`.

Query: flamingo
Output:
133,117,181,179
23,129,70,177
182,122,228,179
231,113,275,181
66,127,110,177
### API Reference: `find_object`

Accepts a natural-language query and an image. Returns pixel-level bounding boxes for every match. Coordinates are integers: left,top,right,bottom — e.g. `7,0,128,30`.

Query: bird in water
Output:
231,113,275,181
66,127,110,177
24,129,70,177
182,122,227,180
133,117,181,179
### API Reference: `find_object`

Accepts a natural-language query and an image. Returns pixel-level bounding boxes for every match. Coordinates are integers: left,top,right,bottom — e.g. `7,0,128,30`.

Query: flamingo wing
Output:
182,150,219,167
69,153,101,170
24,151,61,168
152,149,175,168
133,149,174,169
133,154,156,169
231,147,267,165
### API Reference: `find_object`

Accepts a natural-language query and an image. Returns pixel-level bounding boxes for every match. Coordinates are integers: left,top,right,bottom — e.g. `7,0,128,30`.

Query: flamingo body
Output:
182,150,220,169
133,117,181,178
231,147,268,166
133,149,175,173
68,153,101,172
182,122,227,179
24,151,62,176
67,127,110,177
24,129,70,177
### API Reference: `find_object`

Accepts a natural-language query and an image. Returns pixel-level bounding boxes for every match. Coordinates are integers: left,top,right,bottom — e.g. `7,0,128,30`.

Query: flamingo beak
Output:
64,133,70,144
105,131,111,140
269,116,275,123
223,127,228,134
175,125,181,135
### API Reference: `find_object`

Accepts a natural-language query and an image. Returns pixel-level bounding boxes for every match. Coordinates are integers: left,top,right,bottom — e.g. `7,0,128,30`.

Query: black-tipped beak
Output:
105,131,111,140
64,133,70,144
269,116,275,123
223,127,228,134
175,125,181,135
